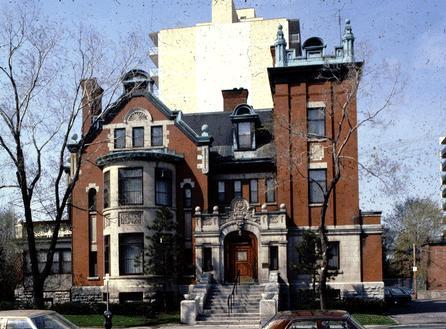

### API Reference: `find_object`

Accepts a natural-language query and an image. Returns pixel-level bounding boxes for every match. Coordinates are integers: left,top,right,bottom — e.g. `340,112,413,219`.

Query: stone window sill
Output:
309,203,324,207
87,276,100,281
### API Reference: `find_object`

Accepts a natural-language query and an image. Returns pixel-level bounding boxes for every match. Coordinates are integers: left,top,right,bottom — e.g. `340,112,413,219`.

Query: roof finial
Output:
275,24,286,46
342,18,354,62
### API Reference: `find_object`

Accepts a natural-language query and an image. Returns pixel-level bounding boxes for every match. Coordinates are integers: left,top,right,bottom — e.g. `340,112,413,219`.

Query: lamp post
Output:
412,243,417,300
103,273,112,329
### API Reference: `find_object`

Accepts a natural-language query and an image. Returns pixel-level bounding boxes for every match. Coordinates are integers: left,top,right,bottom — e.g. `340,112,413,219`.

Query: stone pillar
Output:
278,242,288,283
260,299,277,327
180,300,197,325
195,245,203,278
211,244,221,281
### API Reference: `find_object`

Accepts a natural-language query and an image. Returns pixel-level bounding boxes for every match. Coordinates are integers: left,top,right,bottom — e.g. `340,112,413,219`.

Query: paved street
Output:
388,299,446,326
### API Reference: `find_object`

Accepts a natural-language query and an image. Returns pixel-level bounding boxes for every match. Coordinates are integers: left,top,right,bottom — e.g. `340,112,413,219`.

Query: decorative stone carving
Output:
127,111,148,122
230,198,249,221
104,215,111,228
309,143,324,161
118,211,143,226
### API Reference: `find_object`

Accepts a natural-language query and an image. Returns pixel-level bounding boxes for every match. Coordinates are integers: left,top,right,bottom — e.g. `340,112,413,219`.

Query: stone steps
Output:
198,283,262,326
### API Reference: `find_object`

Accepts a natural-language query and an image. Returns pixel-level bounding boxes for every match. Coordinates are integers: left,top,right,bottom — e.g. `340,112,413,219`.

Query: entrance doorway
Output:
224,231,257,283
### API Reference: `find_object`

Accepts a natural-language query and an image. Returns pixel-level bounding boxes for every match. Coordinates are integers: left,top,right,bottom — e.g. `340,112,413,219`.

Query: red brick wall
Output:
272,75,359,228
427,244,446,290
361,234,383,281
72,95,208,286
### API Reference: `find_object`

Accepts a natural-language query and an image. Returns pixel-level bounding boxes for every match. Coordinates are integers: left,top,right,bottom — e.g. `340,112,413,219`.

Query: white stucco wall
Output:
158,17,290,113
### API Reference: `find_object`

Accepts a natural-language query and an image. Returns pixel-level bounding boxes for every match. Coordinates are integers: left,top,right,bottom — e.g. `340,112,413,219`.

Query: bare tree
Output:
0,2,145,308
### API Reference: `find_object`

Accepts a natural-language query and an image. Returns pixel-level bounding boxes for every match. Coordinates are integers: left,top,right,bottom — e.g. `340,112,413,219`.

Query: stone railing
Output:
260,272,280,327
180,273,213,325
195,202,287,233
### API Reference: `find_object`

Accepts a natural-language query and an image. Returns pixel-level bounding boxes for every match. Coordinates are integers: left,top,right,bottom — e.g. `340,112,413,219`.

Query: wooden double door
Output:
225,231,257,283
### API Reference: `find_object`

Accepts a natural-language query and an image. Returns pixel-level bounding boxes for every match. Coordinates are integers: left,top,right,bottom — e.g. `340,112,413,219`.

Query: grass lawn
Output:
352,313,397,326
64,313,179,327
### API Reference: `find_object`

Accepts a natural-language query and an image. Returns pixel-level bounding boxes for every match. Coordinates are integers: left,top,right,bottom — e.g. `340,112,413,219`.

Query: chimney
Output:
80,78,103,135
222,88,249,112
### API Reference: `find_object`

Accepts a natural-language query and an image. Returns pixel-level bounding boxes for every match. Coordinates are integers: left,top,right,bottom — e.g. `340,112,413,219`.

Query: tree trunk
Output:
319,228,329,311
32,275,45,309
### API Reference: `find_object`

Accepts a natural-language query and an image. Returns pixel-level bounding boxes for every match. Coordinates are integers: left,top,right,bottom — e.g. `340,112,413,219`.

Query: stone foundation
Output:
71,286,103,303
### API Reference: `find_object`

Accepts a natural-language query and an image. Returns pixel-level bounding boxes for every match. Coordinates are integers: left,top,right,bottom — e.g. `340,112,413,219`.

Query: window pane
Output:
132,127,144,148
308,108,325,137
269,246,279,270
119,168,143,205
184,185,192,208
151,126,163,146
89,251,97,277
88,189,97,211
62,250,71,274
104,171,110,208
155,168,172,206
250,179,258,203
114,128,126,149
119,233,144,275
238,122,252,149
104,235,110,274
328,242,340,270
184,212,192,241
218,181,225,202
51,251,60,274
234,180,242,198
266,178,276,203
6,319,33,329
309,169,326,204
203,247,212,272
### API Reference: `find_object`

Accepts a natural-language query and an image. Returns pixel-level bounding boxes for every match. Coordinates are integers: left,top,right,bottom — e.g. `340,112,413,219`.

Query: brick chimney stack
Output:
81,79,103,135
222,88,249,112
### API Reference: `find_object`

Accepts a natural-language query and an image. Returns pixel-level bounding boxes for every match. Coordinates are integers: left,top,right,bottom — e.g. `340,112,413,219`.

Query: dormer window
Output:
302,37,325,60
237,122,253,149
230,104,259,151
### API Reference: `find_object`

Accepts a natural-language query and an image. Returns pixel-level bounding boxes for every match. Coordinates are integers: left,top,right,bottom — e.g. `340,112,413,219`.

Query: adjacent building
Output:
149,0,301,113
69,18,384,306
14,220,72,306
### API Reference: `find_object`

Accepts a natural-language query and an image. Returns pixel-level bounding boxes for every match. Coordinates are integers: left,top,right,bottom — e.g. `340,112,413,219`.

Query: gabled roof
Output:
85,89,212,146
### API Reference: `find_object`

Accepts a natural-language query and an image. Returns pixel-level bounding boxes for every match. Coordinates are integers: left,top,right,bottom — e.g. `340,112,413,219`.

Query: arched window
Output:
88,188,97,211
183,184,192,208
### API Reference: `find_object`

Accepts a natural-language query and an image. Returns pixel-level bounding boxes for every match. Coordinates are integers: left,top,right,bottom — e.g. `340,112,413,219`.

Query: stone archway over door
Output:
224,231,257,283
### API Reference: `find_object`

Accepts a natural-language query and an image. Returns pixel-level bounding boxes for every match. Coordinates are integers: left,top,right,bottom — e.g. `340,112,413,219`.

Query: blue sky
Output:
3,0,445,217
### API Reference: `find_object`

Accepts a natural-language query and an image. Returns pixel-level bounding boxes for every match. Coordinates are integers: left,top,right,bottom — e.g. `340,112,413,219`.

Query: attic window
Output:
237,122,254,150
231,104,258,151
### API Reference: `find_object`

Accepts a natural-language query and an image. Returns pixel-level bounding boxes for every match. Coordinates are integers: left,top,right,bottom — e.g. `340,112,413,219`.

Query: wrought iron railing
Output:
227,270,240,315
